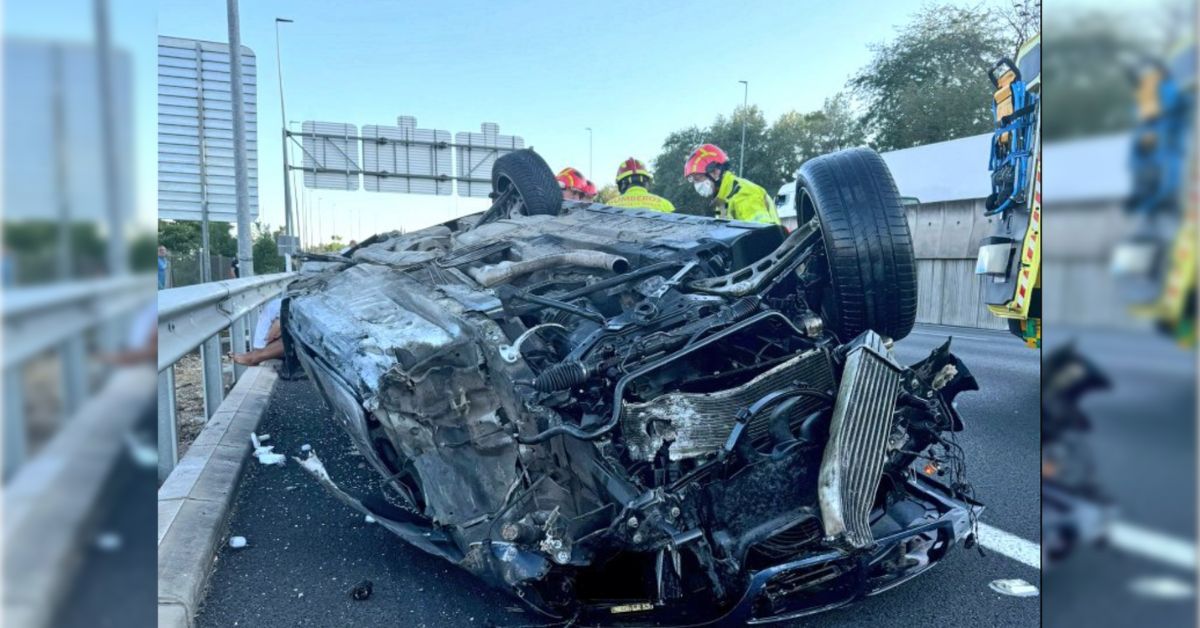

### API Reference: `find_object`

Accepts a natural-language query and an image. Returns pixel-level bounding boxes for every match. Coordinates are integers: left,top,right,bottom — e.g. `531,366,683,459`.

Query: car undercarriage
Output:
283,147,983,624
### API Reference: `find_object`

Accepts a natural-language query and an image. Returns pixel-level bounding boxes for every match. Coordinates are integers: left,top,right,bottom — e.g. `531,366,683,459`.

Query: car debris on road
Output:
251,432,287,466
989,578,1039,598
350,580,374,601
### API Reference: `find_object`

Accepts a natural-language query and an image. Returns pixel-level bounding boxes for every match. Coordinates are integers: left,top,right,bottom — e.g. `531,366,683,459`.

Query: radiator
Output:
818,331,903,549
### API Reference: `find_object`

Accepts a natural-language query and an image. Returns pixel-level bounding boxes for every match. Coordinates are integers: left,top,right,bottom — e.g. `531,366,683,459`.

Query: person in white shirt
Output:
231,298,284,366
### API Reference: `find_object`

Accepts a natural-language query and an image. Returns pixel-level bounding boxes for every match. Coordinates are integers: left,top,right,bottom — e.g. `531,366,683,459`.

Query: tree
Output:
766,93,865,183
850,5,1009,151
251,221,285,274
650,100,864,214
650,107,775,215
650,126,707,215
1000,0,1041,53
309,234,346,254
595,184,620,204
1042,10,1152,141
3,220,107,282
129,230,157,272
156,220,238,257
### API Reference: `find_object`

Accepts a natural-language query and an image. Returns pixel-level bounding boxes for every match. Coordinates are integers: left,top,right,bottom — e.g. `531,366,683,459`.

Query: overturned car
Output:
284,147,982,623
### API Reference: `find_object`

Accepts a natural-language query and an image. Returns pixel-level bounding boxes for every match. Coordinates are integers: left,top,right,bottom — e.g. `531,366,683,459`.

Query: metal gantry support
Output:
285,128,495,186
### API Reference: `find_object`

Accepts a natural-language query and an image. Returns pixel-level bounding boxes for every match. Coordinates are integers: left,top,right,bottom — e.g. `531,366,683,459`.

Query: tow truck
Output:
974,33,1042,348
1112,38,1196,346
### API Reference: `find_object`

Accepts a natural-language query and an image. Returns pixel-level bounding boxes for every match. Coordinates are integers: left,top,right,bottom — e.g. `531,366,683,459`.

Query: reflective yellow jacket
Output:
608,185,676,213
714,172,779,225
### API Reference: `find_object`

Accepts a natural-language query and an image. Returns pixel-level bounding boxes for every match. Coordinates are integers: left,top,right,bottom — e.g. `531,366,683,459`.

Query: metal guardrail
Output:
4,275,151,369
2,274,155,479
156,272,295,480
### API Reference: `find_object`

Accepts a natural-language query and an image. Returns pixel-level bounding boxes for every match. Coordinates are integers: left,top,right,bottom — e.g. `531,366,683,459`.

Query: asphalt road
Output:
1042,326,1197,628
55,410,158,628
195,323,1040,627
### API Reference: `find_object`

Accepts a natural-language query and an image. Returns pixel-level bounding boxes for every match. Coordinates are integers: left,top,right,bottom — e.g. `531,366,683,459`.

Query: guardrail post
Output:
201,334,224,417
4,368,26,480
157,366,178,482
59,335,88,417
231,314,249,381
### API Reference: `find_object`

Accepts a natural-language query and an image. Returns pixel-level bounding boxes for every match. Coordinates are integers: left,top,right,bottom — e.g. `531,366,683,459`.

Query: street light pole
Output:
275,17,294,270
585,127,593,178
738,80,748,175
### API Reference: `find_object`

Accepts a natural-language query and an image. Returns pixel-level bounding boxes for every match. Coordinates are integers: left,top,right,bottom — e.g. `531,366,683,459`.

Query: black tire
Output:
491,149,562,217
796,147,917,342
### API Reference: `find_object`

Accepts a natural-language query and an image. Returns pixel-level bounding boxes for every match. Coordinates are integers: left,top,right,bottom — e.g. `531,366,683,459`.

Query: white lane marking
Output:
1109,522,1197,572
1129,575,1195,599
977,523,1041,569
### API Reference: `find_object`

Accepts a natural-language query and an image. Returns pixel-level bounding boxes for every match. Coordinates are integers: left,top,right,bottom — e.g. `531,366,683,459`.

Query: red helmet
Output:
615,157,652,183
557,167,589,195
683,143,729,179
583,178,598,197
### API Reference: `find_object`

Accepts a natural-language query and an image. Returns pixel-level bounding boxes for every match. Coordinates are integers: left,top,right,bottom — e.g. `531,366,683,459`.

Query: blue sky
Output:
6,0,1048,239
157,0,945,240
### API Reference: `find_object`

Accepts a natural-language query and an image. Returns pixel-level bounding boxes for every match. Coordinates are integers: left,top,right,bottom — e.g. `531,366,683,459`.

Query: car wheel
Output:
492,149,563,217
797,147,917,342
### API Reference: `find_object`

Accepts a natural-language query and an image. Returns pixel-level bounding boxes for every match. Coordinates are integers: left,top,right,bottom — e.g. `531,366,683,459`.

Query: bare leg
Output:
230,339,284,366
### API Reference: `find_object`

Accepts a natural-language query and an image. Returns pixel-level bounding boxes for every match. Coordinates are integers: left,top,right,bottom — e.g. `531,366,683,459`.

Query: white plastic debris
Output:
229,536,247,549
124,433,158,468
257,450,287,465
989,578,1039,597
1130,576,1195,600
251,433,286,466
364,515,376,524
301,444,312,453
95,532,122,552
258,434,271,442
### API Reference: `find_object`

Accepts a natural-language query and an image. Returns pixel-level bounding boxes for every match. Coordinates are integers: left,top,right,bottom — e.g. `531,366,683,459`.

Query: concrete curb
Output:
157,365,278,628
2,367,157,628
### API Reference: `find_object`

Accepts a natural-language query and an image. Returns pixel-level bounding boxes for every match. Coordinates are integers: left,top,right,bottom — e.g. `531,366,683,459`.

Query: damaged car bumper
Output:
589,474,981,625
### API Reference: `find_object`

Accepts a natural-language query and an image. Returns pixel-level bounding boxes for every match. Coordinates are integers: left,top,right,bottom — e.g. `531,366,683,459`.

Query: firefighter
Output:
609,158,675,213
684,143,779,224
557,167,595,202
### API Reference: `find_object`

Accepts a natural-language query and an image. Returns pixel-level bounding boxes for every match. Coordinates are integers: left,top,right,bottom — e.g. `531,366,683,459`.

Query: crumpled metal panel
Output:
621,349,834,461
288,264,474,397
